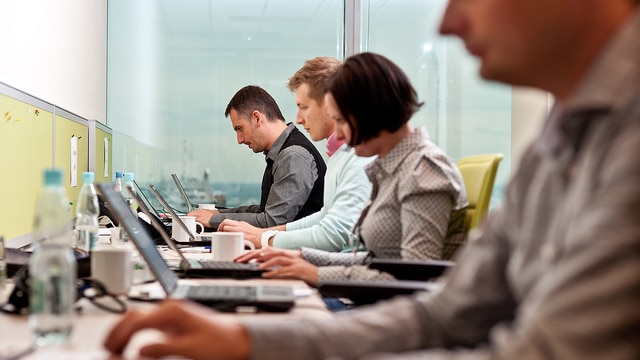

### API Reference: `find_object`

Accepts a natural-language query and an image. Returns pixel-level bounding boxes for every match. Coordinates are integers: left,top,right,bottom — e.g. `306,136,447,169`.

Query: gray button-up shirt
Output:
300,127,467,282
210,123,318,228
243,7,640,360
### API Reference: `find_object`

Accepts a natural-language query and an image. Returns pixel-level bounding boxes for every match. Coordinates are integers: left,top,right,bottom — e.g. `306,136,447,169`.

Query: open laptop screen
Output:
171,173,194,212
96,183,179,295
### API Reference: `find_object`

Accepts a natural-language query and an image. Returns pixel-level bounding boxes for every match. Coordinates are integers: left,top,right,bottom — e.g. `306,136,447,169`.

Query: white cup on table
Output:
197,203,217,211
172,215,204,242
211,232,255,261
91,247,132,295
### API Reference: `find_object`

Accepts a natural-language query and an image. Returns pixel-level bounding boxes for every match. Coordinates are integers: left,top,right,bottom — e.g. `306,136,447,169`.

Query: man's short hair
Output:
225,85,286,122
288,57,341,104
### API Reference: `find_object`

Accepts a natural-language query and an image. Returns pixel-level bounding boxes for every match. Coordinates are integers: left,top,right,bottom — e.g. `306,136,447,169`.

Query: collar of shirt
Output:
366,127,430,179
326,132,345,157
535,8,640,157
264,122,296,162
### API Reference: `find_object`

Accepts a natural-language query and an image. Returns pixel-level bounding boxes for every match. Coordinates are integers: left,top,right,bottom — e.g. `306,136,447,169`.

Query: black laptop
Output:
97,183,295,312
132,186,266,279
147,184,215,246
133,180,171,225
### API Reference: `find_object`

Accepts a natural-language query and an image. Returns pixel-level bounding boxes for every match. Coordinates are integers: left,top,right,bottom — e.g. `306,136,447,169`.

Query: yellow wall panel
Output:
0,93,53,240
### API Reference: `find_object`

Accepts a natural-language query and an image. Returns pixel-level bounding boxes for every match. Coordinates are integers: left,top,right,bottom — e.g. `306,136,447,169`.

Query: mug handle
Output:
194,222,205,234
243,240,255,250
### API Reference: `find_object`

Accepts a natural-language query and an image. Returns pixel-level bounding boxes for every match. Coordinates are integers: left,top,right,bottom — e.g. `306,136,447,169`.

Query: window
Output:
108,0,342,209
107,0,510,210
362,0,511,207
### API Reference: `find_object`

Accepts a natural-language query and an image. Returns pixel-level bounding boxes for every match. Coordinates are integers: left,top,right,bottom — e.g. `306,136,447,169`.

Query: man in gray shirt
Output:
190,85,326,229
105,1,640,359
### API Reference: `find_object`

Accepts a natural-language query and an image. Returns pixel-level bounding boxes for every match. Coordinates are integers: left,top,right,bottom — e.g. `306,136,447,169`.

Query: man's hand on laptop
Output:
104,300,251,360
188,209,218,226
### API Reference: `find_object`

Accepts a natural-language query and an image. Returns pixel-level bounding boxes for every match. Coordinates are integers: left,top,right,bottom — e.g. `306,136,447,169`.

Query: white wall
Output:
0,0,107,123
511,88,550,172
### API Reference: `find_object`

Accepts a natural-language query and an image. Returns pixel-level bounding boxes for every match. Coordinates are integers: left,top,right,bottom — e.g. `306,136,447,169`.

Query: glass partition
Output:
108,0,343,210
107,0,510,210
362,0,511,207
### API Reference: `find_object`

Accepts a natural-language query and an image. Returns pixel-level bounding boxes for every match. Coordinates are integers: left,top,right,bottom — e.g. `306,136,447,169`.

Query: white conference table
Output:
0,238,332,359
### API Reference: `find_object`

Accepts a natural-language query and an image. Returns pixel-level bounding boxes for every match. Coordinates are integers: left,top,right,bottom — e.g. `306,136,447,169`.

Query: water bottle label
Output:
89,232,98,250
75,229,98,252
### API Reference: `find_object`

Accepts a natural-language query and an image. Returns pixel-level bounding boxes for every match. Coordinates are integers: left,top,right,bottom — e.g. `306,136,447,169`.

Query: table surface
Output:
0,237,332,359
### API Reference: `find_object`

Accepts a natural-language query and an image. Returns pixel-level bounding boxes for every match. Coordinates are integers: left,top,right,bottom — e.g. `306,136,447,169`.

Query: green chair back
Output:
457,153,504,231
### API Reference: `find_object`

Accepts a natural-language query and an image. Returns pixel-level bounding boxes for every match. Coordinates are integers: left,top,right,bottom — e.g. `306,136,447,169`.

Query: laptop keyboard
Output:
197,260,261,271
186,285,256,300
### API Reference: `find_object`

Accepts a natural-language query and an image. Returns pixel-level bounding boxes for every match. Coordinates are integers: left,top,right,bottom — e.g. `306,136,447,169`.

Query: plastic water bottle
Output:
113,171,123,193
74,172,99,252
123,172,137,214
29,169,77,347
121,172,137,243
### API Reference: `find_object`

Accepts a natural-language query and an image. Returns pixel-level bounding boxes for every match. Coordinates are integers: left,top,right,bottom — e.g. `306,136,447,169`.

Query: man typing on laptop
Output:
189,85,327,230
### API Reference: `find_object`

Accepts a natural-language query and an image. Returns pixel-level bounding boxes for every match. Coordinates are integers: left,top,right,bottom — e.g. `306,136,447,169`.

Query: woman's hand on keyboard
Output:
259,256,319,287
234,247,301,264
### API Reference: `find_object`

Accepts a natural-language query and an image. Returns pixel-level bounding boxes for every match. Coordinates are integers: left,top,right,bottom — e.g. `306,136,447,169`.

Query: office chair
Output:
457,153,504,232
350,153,504,280
318,154,504,306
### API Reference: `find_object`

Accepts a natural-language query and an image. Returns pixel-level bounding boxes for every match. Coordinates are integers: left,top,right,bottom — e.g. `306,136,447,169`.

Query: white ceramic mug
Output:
91,247,132,295
198,203,217,211
172,215,204,242
211,232,255,261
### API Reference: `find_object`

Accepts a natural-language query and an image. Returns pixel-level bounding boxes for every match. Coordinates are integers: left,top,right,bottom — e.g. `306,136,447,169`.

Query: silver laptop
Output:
97,182,295,312
171,173,195,212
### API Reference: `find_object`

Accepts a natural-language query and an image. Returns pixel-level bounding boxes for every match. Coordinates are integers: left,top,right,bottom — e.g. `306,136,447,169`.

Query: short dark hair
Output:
224,85,286,122
287,57,341,104
325,52,423,147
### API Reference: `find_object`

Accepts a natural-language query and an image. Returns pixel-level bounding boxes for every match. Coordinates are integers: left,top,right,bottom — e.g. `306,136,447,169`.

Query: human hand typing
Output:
104,300,251,360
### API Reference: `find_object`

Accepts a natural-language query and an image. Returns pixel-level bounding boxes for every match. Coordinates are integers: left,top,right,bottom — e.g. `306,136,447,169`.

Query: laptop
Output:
97,183,295,313
133,180,171,226
147,184,213,246
171,173,195,212
133,187,266,279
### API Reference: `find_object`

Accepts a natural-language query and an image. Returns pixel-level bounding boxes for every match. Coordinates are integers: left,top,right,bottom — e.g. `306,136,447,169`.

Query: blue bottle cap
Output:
82,172,95,184
124,172,135,182
44,168,63,186
115,171,123,178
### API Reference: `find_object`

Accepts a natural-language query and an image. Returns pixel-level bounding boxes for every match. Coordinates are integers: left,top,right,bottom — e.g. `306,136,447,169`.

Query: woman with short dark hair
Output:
236,52,468,286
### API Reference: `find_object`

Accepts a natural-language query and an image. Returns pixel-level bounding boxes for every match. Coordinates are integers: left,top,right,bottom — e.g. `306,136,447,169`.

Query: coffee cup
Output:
91,247,132,295
211,232,255,261
198,203,217,211
172,215,204,242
